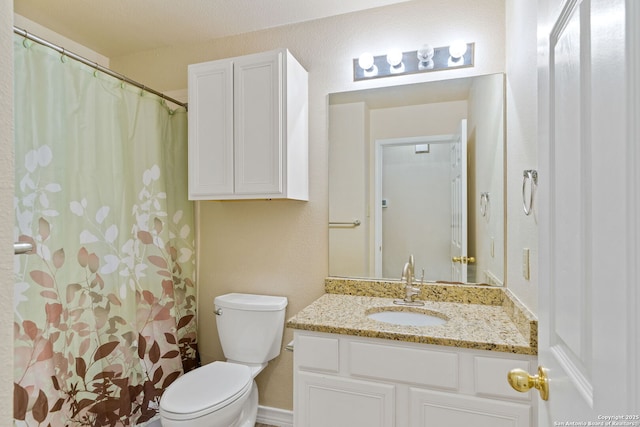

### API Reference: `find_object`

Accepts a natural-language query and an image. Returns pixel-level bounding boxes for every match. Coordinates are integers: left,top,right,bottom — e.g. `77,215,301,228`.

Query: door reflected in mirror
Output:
329,73,505,285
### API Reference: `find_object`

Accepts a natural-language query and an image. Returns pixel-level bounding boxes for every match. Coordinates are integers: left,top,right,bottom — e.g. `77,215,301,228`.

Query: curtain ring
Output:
522,170,538,216
60,48,68,63
22,31,31,48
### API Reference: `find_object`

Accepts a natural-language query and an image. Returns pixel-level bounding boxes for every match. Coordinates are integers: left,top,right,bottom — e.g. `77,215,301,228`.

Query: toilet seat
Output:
159,361,252,421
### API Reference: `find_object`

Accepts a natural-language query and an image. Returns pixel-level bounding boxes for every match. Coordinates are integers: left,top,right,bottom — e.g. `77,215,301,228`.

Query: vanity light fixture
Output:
353,42,474,81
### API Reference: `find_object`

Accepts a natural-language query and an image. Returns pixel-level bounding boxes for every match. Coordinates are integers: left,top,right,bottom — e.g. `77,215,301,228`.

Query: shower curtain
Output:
13,36,198,426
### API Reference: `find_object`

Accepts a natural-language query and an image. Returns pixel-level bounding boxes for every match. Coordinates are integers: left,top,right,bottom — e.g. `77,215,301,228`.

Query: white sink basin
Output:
367,310,447,326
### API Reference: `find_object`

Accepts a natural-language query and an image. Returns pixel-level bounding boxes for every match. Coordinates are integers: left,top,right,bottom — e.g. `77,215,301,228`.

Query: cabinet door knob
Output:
507,366,549,401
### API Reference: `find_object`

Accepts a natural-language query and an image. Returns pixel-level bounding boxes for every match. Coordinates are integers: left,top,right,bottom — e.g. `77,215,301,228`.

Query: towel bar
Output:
14,242,33,254
329,220,361,227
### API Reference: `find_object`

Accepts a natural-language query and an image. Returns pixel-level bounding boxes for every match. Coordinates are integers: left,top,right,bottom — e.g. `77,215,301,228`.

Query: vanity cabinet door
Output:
296,372,395,427
409,388,531,427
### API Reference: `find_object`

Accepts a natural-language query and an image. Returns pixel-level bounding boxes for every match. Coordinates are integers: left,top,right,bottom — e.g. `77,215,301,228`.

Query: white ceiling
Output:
14,0,413,58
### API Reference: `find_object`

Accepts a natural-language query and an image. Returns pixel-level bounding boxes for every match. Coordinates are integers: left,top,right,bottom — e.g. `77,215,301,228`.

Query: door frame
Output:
450,120,468,283
373,134,456,277
629,0,640,408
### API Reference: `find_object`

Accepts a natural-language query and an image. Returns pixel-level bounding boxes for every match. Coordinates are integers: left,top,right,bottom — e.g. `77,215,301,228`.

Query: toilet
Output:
159,293,288,427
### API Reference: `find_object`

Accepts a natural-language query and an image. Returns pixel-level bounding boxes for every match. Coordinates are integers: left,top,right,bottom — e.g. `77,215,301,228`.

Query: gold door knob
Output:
452,256,476,264
507,366,549,401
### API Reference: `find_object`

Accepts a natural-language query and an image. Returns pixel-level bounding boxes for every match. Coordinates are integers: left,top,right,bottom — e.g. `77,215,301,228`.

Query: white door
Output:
450,120,468,282
537,0,638,423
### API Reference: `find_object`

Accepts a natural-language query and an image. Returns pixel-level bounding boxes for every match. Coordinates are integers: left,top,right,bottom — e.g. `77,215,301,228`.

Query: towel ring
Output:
522,170,538,216
480,192,490,219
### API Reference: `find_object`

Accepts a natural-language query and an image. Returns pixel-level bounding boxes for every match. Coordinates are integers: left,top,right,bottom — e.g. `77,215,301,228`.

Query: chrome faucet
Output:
396,254,424,306
401,254,415,287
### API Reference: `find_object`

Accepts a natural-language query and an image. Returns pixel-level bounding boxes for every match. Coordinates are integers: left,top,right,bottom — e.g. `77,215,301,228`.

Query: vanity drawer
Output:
348,341,459,390
295,333,339,373
473,356,532,401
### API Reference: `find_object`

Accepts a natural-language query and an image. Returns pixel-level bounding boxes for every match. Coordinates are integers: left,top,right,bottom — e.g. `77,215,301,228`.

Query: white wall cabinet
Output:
188,49,308,200
294,331,536,427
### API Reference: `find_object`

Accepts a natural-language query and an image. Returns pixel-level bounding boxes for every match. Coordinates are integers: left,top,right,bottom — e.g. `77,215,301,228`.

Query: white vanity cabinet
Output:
293,331,536,427
187,49,308,200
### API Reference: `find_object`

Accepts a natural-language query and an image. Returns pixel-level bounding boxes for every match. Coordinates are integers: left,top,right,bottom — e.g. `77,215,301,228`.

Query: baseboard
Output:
256,405,293,427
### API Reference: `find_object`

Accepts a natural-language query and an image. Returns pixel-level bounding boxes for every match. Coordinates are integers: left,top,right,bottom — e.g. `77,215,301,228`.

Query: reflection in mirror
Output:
329,74,505,285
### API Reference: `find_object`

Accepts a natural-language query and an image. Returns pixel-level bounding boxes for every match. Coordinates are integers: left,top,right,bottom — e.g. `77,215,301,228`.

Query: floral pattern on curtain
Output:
13,36,198,426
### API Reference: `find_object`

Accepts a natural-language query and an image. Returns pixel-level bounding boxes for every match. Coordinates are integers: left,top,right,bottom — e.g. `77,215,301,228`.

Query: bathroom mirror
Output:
328,73,505,285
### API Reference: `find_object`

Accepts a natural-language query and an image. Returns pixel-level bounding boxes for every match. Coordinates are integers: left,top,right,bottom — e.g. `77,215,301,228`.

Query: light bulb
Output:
358,52,375,71
386,50,403,68
417,44,434,62
449,41,468,60
417,44,435,70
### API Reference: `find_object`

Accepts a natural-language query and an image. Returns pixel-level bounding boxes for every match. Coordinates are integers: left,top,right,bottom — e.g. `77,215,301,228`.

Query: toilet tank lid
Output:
214,293,288,311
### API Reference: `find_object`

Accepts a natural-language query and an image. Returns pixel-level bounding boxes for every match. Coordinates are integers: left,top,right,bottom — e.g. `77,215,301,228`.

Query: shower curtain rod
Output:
13,26,188,109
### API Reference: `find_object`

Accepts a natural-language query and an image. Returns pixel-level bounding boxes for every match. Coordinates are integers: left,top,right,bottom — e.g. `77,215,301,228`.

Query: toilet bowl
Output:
159,362,256,427
159,293,288,427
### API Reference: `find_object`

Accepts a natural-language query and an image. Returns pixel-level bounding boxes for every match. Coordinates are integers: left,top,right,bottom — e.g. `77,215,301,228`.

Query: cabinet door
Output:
296,372,395,427
234,51,283,195
409,388,531,427
187,60,234,198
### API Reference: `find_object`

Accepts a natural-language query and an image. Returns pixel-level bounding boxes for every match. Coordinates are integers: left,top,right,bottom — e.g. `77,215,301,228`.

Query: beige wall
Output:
505,0,538,312
14,15,110,65
1,2,15,425
467,74,505,285
329,102,369,277
111,0,506,411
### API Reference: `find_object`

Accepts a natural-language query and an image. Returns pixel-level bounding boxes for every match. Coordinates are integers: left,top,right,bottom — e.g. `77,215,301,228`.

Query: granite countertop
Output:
286,278,537,355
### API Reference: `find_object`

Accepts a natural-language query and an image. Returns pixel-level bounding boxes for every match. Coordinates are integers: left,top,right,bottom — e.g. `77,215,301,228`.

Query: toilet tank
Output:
214,293,288,364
